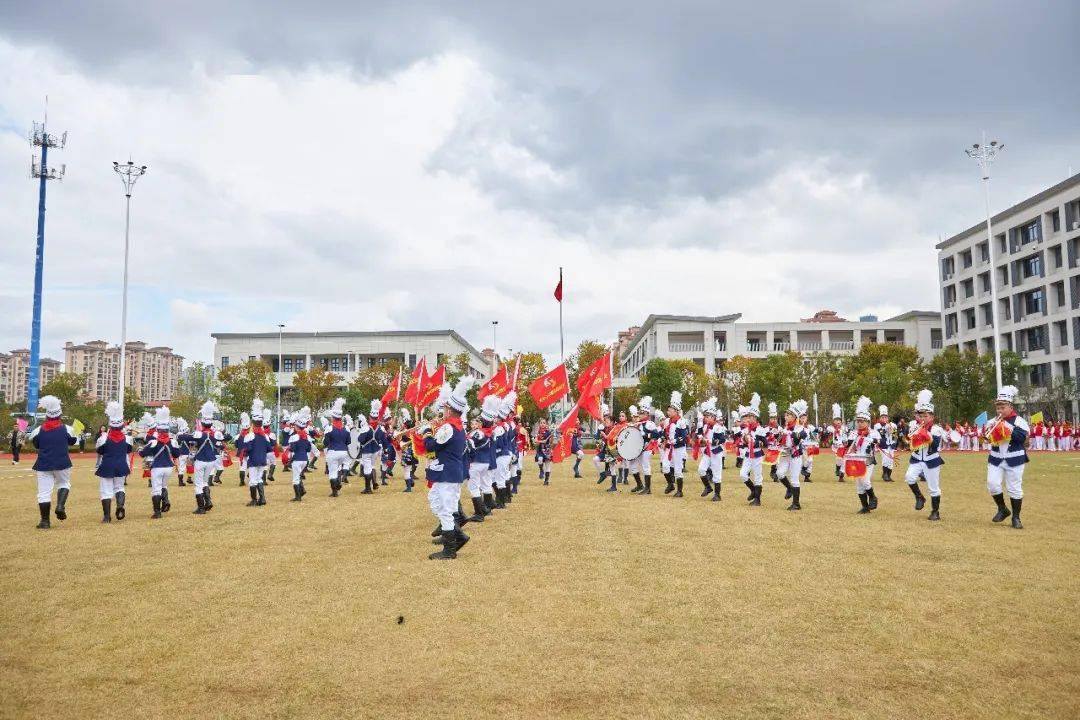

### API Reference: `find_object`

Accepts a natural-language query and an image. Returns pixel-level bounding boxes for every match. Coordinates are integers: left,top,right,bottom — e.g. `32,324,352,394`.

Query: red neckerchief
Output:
155,431,170,443
480,425,493,437
331,419,343,430
785,421,795,430
444,416,463,432
297,428,309,440
43,418,62,431
108,428,126,442
251,425,267,436
768,419,778,429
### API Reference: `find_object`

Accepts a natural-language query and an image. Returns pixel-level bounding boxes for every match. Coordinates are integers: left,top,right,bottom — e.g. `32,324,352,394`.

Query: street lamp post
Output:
277,323,284,435
112,160,148,410
965,134,1005,390
492,321,499,373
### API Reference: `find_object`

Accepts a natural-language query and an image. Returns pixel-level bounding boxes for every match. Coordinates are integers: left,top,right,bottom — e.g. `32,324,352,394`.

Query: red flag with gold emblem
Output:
416,364,446,411
551,401,580,463
478,363,509,401
527,363,570,410
403,358,426,405
577,351,612,397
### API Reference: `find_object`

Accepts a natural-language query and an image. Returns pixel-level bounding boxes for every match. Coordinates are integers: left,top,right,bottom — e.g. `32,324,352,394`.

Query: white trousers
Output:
987,463,1024,500
854,463,875,493
291,459,307,485
468,463,491,498
36,469,72,503
428,481,461,532
786,456,803,488
494,456,510,488
359,453,376,475
99,476,125,500
326,449,349,480
215,454,224,471
698,453,723,479
661,446,687,477
193,460,216,492
177,456,189,476
879,449,896,470
247,465,265,487
150,467,172,497
628,449,652,475
740,456,764,486
905,461,941,498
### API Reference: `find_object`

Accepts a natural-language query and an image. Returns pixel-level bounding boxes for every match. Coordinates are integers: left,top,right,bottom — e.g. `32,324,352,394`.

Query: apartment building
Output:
63,340,185,402
0,349,62,405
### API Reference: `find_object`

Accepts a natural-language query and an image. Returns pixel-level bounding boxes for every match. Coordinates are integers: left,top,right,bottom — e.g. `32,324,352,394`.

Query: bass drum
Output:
616,426,645,461
948,429,962,445
347,428,364,459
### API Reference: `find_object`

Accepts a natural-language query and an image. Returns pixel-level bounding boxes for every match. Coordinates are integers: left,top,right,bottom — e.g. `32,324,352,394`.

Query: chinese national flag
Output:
577,351,612,397
417,364,446,411
478,363,509,401
527,363,570,410
551,402,580,463
403,358,426,405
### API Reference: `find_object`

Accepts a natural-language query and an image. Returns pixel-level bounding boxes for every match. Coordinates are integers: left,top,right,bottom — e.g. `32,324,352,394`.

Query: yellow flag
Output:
72,419,85,435
1029,411,1043,425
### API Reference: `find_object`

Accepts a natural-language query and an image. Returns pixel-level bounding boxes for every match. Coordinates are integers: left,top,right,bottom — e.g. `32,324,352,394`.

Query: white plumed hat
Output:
330,397,345,419
369,399,382,417
915,389,934,413
996,385,1019,404
878,404,888,417
831,403,842,420
297,406,312,426
155,405,171,429
447,376,476,414
251,398,265,423
240,412,251,429
855,396,872,421
481,394,502,421
669,391,682,412
499,391,518,419
789,399,808,417
39,394,62,418
600,402,610,418
639,395,654,412
199,400,217,423
106,400,124,427
699,397,717,416
400,407,411,423
176,417,190,434
747,393,761,417
629,404,639,417
767,401,777,417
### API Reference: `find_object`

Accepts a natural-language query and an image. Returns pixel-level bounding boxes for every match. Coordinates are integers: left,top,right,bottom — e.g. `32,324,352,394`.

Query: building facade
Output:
937,173,1080,397
63,340,185,402
0,350,62,405
617,311,943,381
211,330,489,394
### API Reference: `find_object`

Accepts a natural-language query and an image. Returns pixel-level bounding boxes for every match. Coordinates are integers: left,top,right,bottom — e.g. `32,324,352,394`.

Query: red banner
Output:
551,401,580,463
528,363,570,410
417,364,446,411
478,363,509,401
576,351,612,397
403,358,426,405
381,366,402,405
580,393,603,420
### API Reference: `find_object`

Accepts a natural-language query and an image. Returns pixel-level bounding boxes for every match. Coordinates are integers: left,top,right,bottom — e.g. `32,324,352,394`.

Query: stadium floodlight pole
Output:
26,111,67,416
277,323,284,435
965,133,1005,390
112,160,148,411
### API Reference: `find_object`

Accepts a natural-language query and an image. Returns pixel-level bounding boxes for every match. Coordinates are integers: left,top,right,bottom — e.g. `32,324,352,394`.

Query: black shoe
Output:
101,498,112,522
193,494,207,514
256,484,266,506
55,487,69,520
664,472,675,495
115,491,126,520
291,484,302,501
711,483,721,502
483,493,496,512
857,493,870,514
37,502,51,529
673,478,683,498
606,477,618,492
700,477,712,497
330,480,340,497
781,478,792,500
748,485,761,506
596,472,607,485
494,487,506,509
202,488,213,511
453,528,470,553
151,495,163,519
867,489,878,510
991,493,1010,522
247,486,258,506
178,477,186,487
468,497,486,523
642,476,652,495
910,483,925,511
787,486,801,511
1010,497,1023,529
927,495,940,521
429,530,457,560
744,479,754,502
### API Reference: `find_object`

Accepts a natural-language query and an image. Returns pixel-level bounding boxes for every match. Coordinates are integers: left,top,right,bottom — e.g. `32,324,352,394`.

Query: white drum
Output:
948,429,962,445
616,426,645,461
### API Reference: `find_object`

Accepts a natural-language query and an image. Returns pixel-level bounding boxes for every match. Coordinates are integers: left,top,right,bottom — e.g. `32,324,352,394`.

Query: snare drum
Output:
844,457,868,479
616,426,645,461
763,447,780,465
723,440,736,454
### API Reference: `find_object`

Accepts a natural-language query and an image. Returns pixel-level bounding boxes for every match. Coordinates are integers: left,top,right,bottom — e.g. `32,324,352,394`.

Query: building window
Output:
1020,255,1042,279
1019,219,1041,246
961,279,974,298
284,358,293,372
978,242,989,263
1026,326,1046,351
408,354,417,368
248,355,256,362
1048,209,1060,233
296,358,305,371
221,356,230,368
1024,289,1045,315
330,358,341,372
964,309,976,330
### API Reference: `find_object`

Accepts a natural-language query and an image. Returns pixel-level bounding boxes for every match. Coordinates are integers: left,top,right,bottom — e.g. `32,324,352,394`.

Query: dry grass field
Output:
1,451,1078,720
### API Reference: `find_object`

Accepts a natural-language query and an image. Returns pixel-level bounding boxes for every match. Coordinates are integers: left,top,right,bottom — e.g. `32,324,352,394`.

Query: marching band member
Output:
511,404,528,496
31,395,77,528
467,395,501,521
286,407,314,502
236,411,251,486
732,410,746,471
536,418,553,485
180,401,221,515
593,405,613,487
845,397,880,515
95,400,132,523
904,389,945,521
738,394,767,506
237,399,276,507
830,404,847,482
766,402,781,483
696,398,725,501
140,407,182,518
491,392,518,508
399,409,419,492
175,417,190,487
426,377,475,560
322,399,350,497
661,391,689,497
212,421,230,485
355,400,383,494
613,410,631,488
629,398,660,495
984,386,1028,529
799,408,816,483
380,413,397,482
874,406,897,482
782,399,808,511
571,425,584,478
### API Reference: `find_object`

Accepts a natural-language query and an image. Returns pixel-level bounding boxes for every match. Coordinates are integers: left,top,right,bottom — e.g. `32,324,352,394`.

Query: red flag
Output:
381,366,402,405
551,402,580,463
510,354,522,389
478,363,509,401
527,363,570,410
581,392,603,421
403,358,426,405
416,364,446,411
554,276,563,302
576,351,612,397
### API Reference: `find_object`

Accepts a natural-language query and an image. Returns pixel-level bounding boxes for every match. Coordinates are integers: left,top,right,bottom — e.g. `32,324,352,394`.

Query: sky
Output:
1,1,1077,366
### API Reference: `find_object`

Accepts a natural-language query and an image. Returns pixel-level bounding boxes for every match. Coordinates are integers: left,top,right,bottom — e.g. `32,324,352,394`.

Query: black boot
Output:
291,484,302,502
991,493,1010,523
673,477,683,498
37,502,51,529
362,473,373,494
267,464,276,482
857,492,870,514
160,487,171,513
748,484,761,506
573,458,582,478
700,473,712,497
214,469,223,484
770,464,778,482
193,493,206,515
642,475,652,495
928,495,940,521
453,527,470,553
909,482,925,511
711,481,721,502
202,487,213,511
469,496,486,522
151,495,163,518
55,487,69,520
178,474,186,487
101,498,112,522
883,467,894,482
867,488,878,510
543,471,550,486
330,479,340,497
664,471,675,495
597,468,608,485
483,492,496,512
1010,498,1023,529
370,471,379,490
115,490,126,520
781,477,792,500
494,487,506,509
257,483,266,505
787,486,801,511
429,529,457,560
247,486,258,506
607,474,618,492
631,472,643,493
744,479,754,501
239,470,246,487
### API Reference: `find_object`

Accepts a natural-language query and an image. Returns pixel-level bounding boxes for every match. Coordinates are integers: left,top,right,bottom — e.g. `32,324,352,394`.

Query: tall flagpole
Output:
558,266,565,420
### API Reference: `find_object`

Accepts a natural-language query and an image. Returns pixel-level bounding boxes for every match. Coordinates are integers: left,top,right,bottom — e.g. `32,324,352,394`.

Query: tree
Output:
168,390,200,426
295,366,345,417
924,348,996,422
40,372,89,407
568,340,609,393
669,359,709,412
840,344,923,418
179,361,217,402
1023,376,1078,421
613,387,641,416
123,388,146,423
638,358,681,414
445,352,472,384
217,359,275,421
743,352,803,415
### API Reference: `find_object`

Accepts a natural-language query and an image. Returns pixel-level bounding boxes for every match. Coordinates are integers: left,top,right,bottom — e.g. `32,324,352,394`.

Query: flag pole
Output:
558,266,565,420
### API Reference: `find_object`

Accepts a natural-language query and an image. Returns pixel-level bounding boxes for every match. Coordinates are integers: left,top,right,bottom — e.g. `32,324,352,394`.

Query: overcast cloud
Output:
1,1,1077,365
